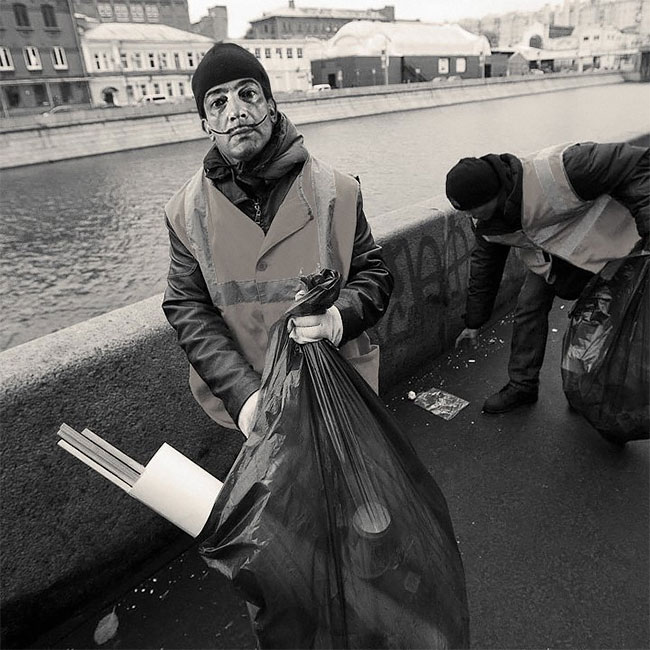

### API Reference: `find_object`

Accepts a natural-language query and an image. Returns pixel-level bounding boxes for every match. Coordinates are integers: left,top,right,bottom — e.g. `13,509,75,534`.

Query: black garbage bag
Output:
199,269,470,649
561,254,650,445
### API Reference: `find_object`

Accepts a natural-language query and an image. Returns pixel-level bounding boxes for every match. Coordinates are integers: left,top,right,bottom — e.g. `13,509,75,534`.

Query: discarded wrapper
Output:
413,387,469,421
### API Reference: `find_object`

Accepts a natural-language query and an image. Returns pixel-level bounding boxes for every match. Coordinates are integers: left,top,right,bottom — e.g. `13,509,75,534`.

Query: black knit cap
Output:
445,157,502,210
192,43,273,119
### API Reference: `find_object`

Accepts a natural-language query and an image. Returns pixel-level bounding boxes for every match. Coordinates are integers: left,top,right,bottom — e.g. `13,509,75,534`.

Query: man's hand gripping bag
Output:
199,270,470,649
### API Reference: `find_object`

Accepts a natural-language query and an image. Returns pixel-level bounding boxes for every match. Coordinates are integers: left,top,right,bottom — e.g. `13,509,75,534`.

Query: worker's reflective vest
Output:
165,156,379,428
483,143,640,280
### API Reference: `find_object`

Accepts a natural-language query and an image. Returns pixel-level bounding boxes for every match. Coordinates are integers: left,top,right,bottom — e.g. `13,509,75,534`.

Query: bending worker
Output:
446,140,649,414
162,43,393,437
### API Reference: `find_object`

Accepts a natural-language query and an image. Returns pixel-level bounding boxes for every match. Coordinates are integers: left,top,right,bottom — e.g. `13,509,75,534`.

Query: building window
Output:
13,4,30,27
132,52,143,69
0,47,15,71
120,51,129,69
126,84,134,100
265,48,271,58
97,3,113,19
287,47,293,58
456,57,466,73
178,81,185,96
187,52,195,68
131,4,144,21
275,47,282,58
159,52,168,68
145,4,159,22
93,52,101,70
173,52,181,69
41,4,57,28
102,52,110,69
438,58,449,74
114,4,129,21
166,81,173,96
254,48,261,59
51,45,67,69
140,83,148,96
153,82,161,94
148,52,156,68
297,48,303,58
23,46,42,70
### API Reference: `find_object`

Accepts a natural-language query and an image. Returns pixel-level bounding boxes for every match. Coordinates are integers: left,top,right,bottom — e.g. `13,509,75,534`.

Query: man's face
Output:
202,78,276,163
464,195,500,222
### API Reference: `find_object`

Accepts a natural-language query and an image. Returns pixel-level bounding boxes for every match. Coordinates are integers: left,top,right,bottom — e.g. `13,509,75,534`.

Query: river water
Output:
1,83,649,350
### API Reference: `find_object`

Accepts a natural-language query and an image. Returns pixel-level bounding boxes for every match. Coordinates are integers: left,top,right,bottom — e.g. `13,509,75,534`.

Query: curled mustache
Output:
210,114,268,136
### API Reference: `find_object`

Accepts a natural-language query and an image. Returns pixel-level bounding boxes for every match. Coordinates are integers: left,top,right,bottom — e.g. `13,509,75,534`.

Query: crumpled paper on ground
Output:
414,388,469,421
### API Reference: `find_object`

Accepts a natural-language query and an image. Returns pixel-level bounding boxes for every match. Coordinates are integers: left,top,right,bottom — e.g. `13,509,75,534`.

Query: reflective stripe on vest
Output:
519,143,640,274
165,156,379,428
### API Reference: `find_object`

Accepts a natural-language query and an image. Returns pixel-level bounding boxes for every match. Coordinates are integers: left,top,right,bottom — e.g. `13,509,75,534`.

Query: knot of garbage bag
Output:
286,269,342,318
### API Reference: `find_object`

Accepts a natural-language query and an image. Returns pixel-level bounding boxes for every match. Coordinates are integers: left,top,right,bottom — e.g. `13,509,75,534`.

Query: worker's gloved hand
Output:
237,389,260,439
288,306,343,346
455,327,479,349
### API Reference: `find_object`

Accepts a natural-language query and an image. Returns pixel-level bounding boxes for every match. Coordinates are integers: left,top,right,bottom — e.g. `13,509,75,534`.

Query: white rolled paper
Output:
129,443,223,537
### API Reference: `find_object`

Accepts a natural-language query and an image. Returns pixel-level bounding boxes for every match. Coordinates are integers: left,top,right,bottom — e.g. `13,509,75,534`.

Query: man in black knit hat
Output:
162,43,393,436
446,141,649,414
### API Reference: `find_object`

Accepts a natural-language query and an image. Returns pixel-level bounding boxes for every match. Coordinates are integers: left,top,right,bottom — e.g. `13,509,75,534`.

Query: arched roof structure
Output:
323,20,491,58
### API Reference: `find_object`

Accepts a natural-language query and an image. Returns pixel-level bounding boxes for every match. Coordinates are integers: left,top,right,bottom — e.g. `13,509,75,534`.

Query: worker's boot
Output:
482,383,538,414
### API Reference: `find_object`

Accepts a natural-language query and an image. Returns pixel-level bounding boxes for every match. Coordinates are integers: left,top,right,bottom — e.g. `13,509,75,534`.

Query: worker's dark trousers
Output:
507,269,556,392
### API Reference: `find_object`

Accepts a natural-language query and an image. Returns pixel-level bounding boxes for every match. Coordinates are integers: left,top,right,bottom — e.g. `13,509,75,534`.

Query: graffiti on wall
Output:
373,212,474,357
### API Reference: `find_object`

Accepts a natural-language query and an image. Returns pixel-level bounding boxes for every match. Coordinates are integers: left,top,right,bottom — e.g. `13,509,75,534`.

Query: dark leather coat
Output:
163,160,394,424
464,141,649,328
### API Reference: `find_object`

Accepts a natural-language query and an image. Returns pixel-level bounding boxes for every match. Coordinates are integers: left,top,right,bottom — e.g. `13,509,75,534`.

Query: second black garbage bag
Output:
199,269,470,649
561,253,649,446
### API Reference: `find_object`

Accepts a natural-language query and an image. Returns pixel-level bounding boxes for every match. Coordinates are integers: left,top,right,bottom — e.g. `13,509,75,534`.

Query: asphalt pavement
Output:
37,300,649,649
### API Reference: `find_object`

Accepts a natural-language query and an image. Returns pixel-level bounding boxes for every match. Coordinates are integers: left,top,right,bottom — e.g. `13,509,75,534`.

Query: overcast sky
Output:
187,0,556,38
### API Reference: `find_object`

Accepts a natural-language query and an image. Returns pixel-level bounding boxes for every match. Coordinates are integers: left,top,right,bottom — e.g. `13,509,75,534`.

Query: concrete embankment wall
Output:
0,199,524,647
0,72,623,169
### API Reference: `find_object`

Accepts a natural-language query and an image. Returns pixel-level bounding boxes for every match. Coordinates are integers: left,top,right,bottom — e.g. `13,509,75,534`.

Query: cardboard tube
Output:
129,443,223,537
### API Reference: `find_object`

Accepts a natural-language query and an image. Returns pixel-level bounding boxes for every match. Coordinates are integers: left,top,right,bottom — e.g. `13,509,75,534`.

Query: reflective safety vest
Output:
483,143,640,280
165,156,379,428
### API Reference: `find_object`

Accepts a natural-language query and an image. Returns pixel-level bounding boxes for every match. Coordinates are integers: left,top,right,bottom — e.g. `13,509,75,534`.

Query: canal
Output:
1,83,649,350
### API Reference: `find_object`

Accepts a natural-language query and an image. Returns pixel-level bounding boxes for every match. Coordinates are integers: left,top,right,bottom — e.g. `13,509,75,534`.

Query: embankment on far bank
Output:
0,196,524,648
0,71,624,169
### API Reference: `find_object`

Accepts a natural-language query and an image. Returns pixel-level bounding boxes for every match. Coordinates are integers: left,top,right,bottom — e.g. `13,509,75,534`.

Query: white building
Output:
80,22,214,105
230,38,323,92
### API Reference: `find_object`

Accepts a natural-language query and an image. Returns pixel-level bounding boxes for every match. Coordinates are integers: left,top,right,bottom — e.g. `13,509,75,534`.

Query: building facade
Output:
310,21,490,88
1,0,90,115
71,0,190,31
460,0,650,49
190,5,227,41
246,0,395,40
79,22,213,105
232,37,321,92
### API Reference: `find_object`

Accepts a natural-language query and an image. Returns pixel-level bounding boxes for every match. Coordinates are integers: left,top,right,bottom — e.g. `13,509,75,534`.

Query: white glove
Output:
288,305,343,346
237,389,260,438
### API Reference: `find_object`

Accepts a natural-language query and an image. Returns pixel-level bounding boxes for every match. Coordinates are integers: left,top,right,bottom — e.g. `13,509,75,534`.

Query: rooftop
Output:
324,21,492,57
254,4,391,21
82,22,214,43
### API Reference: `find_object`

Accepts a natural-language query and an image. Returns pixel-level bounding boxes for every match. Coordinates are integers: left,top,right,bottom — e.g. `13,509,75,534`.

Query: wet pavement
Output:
37,301,649,649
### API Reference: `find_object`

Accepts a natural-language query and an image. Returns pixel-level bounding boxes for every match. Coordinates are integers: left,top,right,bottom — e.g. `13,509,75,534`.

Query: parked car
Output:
139,94,169,104
307,84,332,93
41,104,77,116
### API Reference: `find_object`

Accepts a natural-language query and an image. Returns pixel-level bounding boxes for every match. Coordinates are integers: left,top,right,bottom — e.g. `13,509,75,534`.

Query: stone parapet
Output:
0,198,522,647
